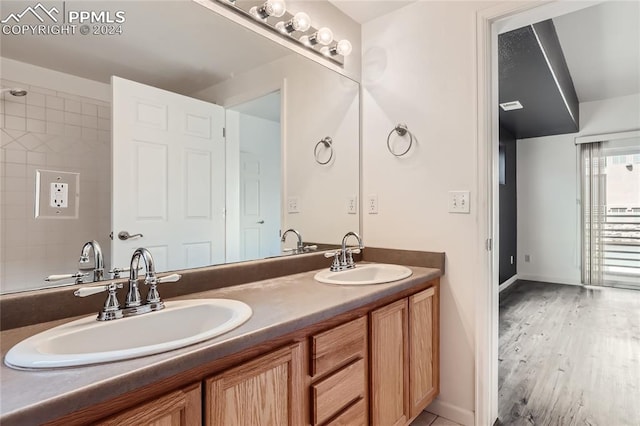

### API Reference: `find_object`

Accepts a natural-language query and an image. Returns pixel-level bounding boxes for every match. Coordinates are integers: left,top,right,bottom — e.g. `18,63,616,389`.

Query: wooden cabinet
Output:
370,299,410,426
409,287,439,418
96,383,201,426
370,285,439,426
56,279,438,426
310,316,368,425
204,343,304,426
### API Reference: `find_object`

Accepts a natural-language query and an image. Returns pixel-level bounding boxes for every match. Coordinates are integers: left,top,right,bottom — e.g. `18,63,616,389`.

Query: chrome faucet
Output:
78,240,104,282
325,231,364,272
125,248,156,314
75,247,181,321
281,228,304,253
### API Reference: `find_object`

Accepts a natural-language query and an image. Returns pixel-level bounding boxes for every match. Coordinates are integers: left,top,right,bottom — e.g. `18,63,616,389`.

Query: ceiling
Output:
553,1,640,102
327,0,414,24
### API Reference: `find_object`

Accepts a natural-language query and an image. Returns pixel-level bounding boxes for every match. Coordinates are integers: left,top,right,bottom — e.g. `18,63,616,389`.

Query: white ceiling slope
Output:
327,0,415,24
553,1,640,103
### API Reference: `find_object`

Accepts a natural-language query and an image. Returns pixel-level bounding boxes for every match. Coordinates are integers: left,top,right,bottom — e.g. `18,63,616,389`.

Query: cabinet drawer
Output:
312,359,365,425
326,398,366,426
311,316,366,377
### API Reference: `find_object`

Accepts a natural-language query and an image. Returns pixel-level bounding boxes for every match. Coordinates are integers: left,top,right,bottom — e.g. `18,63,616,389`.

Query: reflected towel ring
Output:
314,136,333,165
387,123,413,157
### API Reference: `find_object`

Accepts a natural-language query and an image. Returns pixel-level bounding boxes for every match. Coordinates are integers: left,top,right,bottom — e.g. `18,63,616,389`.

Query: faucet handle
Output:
145,274,181,308
75,283,123,297
46,272,89,284
109,266,142,279
348,248,361,255
156,273,181,284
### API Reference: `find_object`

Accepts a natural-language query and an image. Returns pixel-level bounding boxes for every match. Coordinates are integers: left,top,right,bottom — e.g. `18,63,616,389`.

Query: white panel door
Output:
239,151,280,261
112,76,225,272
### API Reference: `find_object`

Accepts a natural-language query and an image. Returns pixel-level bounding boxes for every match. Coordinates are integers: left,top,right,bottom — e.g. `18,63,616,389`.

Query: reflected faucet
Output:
79,240,104,282
281,228,304,253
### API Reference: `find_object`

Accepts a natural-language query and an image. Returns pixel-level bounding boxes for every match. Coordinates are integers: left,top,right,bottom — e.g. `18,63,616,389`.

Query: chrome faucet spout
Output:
126,248,156,308
341,231,363,252
79,240,104,282
281,228,304,252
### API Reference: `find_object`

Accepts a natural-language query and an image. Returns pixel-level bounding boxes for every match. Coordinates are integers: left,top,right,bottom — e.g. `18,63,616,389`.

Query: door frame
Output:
475,1,603,424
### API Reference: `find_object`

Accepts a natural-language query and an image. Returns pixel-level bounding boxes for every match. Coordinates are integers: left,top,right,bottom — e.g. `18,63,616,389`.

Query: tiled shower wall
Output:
0,79,111,293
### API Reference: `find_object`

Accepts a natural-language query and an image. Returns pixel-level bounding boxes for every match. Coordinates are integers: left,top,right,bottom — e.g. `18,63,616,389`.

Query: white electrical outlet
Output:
50,182,69,208
448,191,470,214
287,196,300,214
367,195,378,214
35,170,80,219
347,196,357,214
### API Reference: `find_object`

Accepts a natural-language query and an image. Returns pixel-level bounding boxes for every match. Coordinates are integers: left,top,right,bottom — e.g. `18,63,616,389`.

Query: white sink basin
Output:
4,299,252,369
314,263,412,285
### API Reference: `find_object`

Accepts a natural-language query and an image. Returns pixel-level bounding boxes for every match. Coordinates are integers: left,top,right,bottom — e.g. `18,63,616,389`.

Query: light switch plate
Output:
35,170,80,219
287,196,300,214
448,191,470,214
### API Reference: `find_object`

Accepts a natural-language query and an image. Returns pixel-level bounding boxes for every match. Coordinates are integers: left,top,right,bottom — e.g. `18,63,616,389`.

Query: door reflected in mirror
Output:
0,0,359,293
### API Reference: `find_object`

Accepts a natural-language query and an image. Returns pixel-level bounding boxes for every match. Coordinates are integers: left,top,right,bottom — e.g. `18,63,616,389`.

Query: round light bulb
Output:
335,39,352,56
291,12,311,32
267,0,286,18
315,27,333,46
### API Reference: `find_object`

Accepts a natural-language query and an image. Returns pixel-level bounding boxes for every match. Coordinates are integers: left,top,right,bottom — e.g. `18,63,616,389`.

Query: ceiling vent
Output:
500,101,524,111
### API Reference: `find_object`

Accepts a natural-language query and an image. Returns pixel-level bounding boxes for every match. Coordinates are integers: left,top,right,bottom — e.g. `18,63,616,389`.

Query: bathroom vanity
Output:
0,249,443,426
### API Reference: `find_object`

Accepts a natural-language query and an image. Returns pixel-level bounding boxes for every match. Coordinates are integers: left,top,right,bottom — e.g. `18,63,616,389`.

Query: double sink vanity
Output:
0,247,444,425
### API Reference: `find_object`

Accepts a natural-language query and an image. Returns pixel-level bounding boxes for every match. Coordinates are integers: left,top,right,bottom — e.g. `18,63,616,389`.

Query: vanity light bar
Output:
215,0,350,66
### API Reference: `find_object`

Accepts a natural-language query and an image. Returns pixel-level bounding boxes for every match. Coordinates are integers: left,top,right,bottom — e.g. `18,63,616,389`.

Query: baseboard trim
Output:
426,399,475,426
499,274,518,293
517,274,582,286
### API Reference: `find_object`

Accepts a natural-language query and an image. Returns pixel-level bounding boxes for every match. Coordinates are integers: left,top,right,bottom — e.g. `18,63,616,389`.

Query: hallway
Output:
498,281,640,425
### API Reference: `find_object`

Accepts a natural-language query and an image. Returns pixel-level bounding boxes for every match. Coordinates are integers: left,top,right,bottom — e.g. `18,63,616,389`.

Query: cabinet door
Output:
409,286,439,418
96,383,201,426
205,343,304,426
370,298,409,426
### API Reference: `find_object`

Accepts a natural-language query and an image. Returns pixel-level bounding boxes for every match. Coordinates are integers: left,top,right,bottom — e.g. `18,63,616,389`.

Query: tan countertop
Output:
0,264,441,425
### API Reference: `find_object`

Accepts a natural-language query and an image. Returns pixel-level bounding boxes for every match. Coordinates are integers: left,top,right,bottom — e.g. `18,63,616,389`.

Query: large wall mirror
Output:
0,0,360,293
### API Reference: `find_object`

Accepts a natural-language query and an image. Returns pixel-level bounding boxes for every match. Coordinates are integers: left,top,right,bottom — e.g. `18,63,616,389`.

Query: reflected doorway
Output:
226,91,282,262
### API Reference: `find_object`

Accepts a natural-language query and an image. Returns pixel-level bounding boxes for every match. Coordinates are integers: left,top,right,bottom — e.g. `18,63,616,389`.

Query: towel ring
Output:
314,136,333,165
387,124,413,157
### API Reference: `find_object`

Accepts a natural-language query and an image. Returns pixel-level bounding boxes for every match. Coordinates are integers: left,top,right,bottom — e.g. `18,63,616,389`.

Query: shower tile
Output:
26,92,46,107
64,99,82,113
81,103,98,117
82,127,98,141
64,124,82,138
82,114,98,129
46,122,64,136
4,115,26,131
3,149,27,164
45,96,64,110
64,111,82,126
4,101,26,117
27,151,46,166
97,105,110,119
26,119,46,133
97,118,110,131
46,109,64,123
26,105,46,120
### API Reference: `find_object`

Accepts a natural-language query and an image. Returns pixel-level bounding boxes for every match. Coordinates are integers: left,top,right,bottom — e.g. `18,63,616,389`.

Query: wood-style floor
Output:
498,280,640,426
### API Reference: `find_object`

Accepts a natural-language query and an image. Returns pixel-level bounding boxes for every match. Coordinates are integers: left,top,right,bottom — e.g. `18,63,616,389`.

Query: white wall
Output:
1,59,111,293
361,2,495,424
516,93,640,286
197,54,360,246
